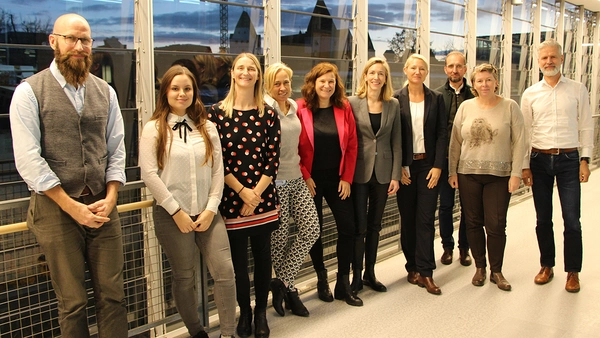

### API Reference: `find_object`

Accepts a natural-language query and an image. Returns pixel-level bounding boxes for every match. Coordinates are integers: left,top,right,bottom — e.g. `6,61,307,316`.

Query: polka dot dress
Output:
208,103,281,234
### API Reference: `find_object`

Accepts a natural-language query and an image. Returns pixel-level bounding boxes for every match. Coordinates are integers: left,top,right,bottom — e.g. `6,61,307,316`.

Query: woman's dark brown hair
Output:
301,62,347,111
152,65,214,169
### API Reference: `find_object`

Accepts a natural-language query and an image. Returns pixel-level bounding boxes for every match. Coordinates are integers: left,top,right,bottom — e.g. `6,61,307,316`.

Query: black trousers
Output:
396,160,440,277
309,177,356,276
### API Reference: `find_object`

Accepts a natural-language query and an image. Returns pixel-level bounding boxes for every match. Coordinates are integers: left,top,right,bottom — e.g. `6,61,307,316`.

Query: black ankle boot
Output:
269,278,286,316
286,289,309,317
363,265,387,292
316,270,334,302
236,307,252,338
334,273,363,306
351,269,363,294
254,308,270,338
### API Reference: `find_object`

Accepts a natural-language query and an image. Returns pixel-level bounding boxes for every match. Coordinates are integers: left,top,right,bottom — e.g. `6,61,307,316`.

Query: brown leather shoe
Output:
534,266,554,285
441,249,453,265
459,248,472,266
471,268,486,286
565,272,580,293
407,271,420,285
417,276,441,295
490,272,511,291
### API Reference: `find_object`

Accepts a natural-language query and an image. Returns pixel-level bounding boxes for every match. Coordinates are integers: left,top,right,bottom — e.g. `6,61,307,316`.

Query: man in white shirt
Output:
521,39,593,293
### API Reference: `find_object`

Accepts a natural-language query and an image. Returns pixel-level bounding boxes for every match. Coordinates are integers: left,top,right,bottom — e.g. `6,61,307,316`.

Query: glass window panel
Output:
281,11,352,59
540,2,559,28
476,12,503,38
281,0,352,19
475,38,502,68
368,23,420,58
153,2,264,55
431,0,465,36
368,0,417,28
477,0,502,13
513,0,534,21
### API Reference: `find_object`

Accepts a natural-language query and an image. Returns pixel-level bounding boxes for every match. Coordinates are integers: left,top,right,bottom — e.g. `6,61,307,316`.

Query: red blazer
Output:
296,98,358,183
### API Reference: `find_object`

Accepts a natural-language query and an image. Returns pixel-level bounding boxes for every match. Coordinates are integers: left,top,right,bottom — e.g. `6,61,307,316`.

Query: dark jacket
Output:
393,84,447,169
435,78,474,143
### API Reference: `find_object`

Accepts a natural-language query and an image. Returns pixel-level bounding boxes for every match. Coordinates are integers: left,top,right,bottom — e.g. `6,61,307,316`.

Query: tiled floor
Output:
203,170,600,338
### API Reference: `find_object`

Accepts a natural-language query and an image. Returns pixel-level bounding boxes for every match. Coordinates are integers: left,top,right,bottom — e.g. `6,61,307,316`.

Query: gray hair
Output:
538,39,563,55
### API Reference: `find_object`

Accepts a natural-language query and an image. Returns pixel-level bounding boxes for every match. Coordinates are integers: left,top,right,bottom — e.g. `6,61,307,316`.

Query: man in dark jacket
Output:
434,51,474,267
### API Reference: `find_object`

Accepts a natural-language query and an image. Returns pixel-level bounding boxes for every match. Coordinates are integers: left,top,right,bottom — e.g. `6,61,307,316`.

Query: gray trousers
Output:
153,205,236,336
27,192,127,338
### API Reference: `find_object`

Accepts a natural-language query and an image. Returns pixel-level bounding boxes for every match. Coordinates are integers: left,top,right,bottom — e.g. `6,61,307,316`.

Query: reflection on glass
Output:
430,0,465,36
153,2,264,55
281,10,353,59
476,38,502,68
541,1,559,27
478,0,502,13
476,12,502,37
513,0,534,21
282,0,352,19
367,0,417,28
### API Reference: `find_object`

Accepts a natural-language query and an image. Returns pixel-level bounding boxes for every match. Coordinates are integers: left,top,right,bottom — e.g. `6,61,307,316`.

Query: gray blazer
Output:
349,96,402,184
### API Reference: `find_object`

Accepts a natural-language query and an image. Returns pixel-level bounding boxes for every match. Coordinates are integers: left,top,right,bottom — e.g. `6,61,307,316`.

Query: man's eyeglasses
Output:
51,33,94,47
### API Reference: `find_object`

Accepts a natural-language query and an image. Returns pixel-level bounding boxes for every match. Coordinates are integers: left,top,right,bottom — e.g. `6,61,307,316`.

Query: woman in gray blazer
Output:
349,57,402,294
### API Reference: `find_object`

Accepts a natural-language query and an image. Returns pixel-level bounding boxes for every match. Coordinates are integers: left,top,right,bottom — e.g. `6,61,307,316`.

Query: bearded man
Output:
9,13,127,337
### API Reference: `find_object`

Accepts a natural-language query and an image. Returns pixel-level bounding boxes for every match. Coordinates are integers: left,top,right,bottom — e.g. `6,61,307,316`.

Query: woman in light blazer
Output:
349,57,401,294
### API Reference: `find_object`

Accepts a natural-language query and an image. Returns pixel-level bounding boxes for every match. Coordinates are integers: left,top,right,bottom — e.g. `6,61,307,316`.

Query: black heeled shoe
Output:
287,289,309,317
254,308,270,338
334,273,363,306
316,270,334,302
236,307,252,338
363,268,387,292
269,278,286,316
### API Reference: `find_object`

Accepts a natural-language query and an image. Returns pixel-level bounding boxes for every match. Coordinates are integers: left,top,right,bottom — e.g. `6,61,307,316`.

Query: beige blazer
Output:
349,96,402,184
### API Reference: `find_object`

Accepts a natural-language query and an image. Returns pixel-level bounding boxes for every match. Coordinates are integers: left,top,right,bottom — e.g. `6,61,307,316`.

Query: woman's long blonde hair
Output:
219,53,265,118
355,57,394,101
151,65,214,170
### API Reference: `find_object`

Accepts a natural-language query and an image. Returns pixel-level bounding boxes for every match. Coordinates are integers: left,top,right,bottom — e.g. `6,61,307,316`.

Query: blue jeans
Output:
439,161,469,251
27,192,127,338
529,150,582,272
153,205,236,336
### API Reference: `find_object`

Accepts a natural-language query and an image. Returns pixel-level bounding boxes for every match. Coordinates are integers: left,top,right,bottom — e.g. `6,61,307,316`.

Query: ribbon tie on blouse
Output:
172,119,193,143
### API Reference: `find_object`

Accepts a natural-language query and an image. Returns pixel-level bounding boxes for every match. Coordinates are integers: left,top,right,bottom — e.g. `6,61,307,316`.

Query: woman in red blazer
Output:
297,62,361,306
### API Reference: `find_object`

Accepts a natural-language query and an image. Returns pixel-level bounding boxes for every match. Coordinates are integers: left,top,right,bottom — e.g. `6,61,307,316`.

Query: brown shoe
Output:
441,249,453,265
459,249,472,266
534,267,554,285
565,272,580,293
417,276,441,295
471,268,486,286
490,272,511,291
407,271,420,285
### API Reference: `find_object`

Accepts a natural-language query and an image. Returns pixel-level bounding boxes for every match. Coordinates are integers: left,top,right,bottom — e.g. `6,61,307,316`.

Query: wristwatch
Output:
580,157,590,164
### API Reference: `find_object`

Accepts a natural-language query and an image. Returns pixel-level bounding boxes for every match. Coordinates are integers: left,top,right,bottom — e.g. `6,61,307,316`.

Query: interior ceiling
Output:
565,0,600,13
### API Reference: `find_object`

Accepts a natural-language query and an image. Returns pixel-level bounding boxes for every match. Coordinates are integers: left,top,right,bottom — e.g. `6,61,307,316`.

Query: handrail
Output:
0,199,154,235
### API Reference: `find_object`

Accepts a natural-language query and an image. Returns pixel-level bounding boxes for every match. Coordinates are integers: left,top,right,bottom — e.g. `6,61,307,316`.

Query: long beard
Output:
54,47,92,87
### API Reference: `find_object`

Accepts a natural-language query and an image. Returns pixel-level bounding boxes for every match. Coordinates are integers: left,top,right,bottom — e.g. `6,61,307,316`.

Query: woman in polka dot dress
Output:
208,53,280,338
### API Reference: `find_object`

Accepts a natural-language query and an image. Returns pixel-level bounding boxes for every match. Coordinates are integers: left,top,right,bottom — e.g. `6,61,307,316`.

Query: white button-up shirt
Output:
520,75,594,168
